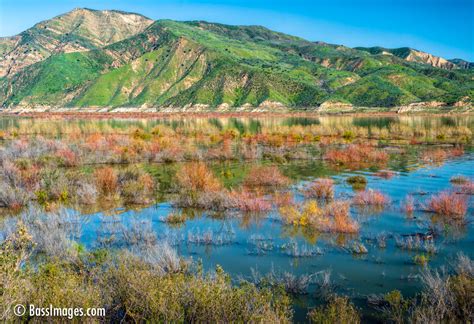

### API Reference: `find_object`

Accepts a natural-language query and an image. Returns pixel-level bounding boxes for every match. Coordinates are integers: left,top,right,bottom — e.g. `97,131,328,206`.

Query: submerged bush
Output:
279,200,358,233
177,162,222,193
353,189,389,207
426,191,467,220
304,178,334,200
346,175,368,190
325,144,388,168
243,165,290,188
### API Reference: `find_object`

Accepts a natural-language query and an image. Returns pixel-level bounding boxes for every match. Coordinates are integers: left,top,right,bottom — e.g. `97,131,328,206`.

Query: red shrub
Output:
353,189,389,207
427,191,467,219
244,165,290,188
56,148,78,167
374,170,395,179
324,144,388,167
273,192,294,207
231,190,272,212
459,181,474,195
402,195,415,215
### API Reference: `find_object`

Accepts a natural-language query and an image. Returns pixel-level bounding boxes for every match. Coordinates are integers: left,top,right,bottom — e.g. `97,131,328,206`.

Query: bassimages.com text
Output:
14,304,105,319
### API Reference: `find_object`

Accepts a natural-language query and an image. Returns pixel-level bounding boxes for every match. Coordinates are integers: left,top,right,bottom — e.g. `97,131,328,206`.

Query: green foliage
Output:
307,296,360,324
0,226,292,322
1,17,473,108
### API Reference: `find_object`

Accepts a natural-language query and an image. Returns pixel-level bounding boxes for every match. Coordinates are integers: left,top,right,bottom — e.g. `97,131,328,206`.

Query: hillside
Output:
0,9,473,110
0,8,153,77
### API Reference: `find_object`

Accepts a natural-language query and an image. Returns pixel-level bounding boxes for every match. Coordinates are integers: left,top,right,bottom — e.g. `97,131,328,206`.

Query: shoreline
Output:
0,107,472,120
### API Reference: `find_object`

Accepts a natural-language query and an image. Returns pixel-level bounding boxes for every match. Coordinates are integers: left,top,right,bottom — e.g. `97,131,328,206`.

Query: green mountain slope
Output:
0,9,473,109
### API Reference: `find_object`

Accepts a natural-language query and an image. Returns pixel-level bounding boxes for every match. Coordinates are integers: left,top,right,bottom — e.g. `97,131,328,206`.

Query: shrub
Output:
55,148,79,167
327,201,359,234
165,212,186,225
304,178,334,200
231,190,272,212
413,254,430,266
177,162,221,193
280,200,358,233
346,175,367,190
307,296,360,324
0,183,30,209
324,144,388,167
1,226,293,323
94,167,118,195
458,181,474,195
374,170,395,179
450,175,469,184
402,195,415,215
243,165,290,188
353,189,389,207
272,192,294,207
426,191,467,219
75,182,98,205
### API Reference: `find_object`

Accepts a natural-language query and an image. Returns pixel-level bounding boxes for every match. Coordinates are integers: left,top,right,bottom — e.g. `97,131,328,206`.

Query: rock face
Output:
355,46,469,70
319,100,353,112
397,101,446,113
403,49,456,70
0,8,153,77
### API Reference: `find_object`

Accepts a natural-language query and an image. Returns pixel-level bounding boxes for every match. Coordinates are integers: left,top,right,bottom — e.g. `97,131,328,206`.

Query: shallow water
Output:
22,152,471,321
0,115,473,321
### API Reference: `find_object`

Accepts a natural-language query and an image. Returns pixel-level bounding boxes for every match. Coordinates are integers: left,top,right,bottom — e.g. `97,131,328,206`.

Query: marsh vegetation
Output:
0,114,472,322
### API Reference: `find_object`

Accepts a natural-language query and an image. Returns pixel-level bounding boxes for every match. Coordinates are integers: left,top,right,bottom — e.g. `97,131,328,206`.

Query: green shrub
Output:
307,296,360,324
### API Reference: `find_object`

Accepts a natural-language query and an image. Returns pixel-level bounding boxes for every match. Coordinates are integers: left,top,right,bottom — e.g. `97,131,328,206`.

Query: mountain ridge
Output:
0,9,472,110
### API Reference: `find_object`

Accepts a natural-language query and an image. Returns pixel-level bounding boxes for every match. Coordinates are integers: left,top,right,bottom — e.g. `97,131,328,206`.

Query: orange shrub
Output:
177,162,221,193
326,201,359,234
94,167,118,195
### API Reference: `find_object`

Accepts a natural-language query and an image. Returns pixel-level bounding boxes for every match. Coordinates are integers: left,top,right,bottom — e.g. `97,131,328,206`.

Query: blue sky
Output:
1,0,473,60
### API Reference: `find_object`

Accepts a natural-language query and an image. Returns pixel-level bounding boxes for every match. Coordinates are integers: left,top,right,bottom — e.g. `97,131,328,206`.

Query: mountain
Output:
0,8,153,77
0,9,472,110
354,46,465,70
449,58,474,70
